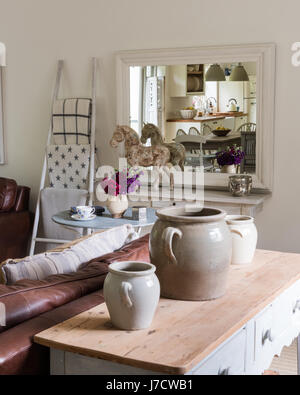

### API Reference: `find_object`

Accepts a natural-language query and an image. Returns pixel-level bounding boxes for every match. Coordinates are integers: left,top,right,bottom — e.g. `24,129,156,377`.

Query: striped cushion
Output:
0,225,138,285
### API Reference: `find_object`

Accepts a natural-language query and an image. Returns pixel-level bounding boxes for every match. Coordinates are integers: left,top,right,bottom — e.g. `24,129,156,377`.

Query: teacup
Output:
76,206,95,219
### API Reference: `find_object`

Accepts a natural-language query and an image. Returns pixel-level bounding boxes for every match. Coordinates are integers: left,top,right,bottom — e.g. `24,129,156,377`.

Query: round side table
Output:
52,207,157,238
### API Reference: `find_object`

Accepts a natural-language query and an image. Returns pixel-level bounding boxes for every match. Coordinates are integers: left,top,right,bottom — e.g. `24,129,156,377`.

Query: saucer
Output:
71,214,96,221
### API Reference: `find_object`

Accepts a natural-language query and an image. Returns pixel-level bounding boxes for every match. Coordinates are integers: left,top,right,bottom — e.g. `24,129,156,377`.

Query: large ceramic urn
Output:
150,206,232,301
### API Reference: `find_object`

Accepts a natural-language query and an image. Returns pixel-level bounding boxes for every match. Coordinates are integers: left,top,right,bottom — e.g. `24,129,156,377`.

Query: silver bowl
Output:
228,175,252,197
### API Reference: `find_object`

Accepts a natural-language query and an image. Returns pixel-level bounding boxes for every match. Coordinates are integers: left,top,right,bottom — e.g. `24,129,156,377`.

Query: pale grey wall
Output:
0,0,299,252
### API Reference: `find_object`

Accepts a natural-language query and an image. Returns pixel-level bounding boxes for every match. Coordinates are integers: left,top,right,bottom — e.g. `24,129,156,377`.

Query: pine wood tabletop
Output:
34,249,300,374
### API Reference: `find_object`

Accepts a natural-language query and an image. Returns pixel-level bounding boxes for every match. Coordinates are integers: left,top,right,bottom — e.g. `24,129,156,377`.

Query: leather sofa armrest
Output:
0,290,105,375
14,186,30,212
0,178,17,212
0,211,32,264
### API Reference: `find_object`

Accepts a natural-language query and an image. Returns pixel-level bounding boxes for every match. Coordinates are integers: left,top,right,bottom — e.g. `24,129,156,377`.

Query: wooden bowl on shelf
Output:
212,128,231,137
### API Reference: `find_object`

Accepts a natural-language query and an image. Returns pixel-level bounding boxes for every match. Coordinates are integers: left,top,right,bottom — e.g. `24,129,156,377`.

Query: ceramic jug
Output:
226,215,258,265
150,206,232,301
106,195,128,218
103,261,160,330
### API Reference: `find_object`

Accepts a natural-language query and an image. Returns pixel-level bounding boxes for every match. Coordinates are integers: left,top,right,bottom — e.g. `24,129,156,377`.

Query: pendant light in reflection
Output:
205,64,226,81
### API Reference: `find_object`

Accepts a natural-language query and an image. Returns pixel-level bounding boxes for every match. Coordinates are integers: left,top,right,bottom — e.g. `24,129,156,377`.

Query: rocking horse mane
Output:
119,125,140,144
110,125,141,150
141,122,186,171
141,123,164,145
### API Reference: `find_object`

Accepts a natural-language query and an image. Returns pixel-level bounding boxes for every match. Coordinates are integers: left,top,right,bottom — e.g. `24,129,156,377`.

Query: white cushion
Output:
0,225,138,285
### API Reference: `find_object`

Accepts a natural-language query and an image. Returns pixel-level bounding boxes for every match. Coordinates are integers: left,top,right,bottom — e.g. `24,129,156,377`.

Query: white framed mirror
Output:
116,43,275,192
0,42,6,165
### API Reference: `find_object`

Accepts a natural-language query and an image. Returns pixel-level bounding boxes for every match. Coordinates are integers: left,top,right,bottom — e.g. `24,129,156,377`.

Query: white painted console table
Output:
34,249,300,375
99,189,270,218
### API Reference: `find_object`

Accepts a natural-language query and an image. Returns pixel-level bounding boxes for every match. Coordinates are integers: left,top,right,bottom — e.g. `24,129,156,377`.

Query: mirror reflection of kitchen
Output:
129,62,256,174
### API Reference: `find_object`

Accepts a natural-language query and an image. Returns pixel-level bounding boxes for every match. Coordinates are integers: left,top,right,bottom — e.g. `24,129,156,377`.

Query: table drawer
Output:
266,279,300,343
254,283,300,371
234,116,248,131
271,287,294,340
192,328,246,375
287,279,300,328
209,119,224,128
152,201,189,209
254,306,273,361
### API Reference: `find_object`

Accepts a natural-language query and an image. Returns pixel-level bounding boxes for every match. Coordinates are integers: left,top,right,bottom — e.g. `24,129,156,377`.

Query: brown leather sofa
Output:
0,234,150,375
0,177,31,262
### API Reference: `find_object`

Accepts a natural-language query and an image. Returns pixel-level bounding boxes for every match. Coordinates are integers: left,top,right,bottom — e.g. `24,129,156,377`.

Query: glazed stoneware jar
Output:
150,206,232,301
104,261,160,330
226,215,258,265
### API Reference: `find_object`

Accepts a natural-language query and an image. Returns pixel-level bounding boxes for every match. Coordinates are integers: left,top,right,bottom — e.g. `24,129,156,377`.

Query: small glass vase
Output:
107,194,128,218
221,164,237,174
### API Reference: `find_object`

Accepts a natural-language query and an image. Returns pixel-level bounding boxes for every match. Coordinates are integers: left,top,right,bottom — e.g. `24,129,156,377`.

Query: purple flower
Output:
216,146,245,167
100,168,143,196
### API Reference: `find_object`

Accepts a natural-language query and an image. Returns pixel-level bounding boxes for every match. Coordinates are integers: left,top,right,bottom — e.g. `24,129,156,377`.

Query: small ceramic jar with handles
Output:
104,261,160,330
226,215,258,265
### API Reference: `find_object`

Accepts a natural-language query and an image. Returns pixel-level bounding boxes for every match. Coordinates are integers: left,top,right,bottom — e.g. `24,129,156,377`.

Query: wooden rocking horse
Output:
110,125,172,189
141,123,186,171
